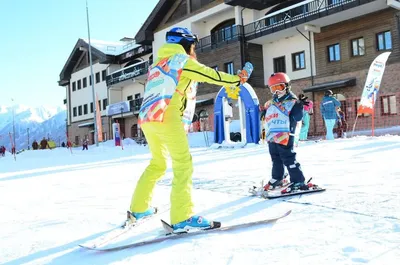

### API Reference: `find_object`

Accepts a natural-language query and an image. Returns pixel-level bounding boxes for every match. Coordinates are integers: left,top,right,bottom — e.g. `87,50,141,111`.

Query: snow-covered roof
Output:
82,39,140,56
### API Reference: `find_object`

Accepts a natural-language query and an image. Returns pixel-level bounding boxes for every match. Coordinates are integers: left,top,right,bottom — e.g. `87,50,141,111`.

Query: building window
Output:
328,43,341,62
95,72,100,83
292,51,305,71
225,62,234,74
83,77,87,88
381,95,397,115
102,70,106,81
377,31,392,51
98,100,101,110
83,104,88,115
127,95,133,101
211,19,236,44
351,38,365,56
77,80,81,90
273,56,286,73
78,106,82,116
102,99,108,110
72,82,76,91
90,102,94,113
73,107,77,117
89,76,92,86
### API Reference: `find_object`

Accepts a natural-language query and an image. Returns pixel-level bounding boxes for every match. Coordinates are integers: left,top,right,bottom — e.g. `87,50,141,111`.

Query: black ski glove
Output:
298,94,310,107
299,98,310,106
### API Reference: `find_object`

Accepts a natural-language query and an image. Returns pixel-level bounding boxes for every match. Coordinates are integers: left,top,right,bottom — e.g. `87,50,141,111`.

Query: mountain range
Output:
0,105,67,151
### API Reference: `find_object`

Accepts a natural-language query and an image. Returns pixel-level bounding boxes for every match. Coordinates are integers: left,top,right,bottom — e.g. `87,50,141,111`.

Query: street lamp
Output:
85,0,99,147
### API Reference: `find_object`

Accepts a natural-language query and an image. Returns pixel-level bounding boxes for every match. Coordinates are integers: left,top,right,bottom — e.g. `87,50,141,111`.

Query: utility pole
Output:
27,128,30,150
86,0,99,146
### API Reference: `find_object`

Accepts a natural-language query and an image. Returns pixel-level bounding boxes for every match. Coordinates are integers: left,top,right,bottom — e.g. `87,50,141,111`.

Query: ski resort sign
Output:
106,101,130,116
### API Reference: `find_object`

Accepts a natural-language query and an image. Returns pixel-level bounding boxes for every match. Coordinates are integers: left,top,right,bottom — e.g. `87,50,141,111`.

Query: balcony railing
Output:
106,60,150,87
244,0,376,39
196,25,243,52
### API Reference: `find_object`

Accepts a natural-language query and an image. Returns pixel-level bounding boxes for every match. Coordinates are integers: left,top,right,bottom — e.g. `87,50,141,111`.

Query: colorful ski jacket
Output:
264,92,303,145
139,43,241,130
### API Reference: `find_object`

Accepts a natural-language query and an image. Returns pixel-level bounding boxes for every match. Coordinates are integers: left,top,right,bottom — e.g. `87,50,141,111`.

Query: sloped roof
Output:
134,0,176,45
135,0,288,44
224,0,287,10
58,38,144,86
58,39,109,86
82,39,140,56
303,78,357,93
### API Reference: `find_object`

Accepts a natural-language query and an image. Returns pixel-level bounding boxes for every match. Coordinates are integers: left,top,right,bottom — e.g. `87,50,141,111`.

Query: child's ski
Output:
250,178,326,199
79,210,291,252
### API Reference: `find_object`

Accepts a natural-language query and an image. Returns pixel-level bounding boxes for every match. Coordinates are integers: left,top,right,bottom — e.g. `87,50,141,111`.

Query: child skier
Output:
127,27,253,232
262,73,310,192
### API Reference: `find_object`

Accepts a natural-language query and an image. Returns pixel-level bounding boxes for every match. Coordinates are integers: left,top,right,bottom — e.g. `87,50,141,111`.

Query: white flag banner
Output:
357,52,391,115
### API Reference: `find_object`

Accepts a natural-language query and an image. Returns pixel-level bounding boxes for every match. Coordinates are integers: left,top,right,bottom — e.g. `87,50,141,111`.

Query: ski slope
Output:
0,134,399,265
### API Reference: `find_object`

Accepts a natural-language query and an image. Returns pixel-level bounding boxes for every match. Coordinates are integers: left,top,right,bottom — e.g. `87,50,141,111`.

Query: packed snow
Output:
0,133,399,265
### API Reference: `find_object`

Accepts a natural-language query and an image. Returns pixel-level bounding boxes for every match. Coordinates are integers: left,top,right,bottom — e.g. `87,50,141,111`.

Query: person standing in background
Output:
298,93,313,141
320,90,341,140
336,107,348,138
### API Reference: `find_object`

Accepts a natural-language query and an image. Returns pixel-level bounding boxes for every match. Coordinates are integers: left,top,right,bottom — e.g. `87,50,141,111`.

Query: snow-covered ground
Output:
1,133,399,265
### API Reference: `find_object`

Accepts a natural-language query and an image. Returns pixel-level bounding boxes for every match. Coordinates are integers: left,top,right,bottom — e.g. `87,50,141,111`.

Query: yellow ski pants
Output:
130,107,194,225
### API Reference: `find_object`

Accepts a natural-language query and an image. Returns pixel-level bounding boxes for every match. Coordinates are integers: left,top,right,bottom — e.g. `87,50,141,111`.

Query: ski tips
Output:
283,209,292,217
161,219,174,234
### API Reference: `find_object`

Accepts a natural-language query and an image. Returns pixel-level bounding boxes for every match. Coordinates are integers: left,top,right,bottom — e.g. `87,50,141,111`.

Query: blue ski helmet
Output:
166,27,199,44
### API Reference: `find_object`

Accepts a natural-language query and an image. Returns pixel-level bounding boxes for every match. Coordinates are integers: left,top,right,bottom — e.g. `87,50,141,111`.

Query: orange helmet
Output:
267,72,291,94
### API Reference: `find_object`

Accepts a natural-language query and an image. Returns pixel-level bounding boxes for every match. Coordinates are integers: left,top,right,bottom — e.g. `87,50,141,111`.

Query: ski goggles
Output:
166,31,199,44
269,83,286,94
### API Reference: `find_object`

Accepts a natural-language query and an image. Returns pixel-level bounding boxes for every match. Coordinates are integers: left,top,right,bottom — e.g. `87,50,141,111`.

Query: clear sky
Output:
0,0,158,108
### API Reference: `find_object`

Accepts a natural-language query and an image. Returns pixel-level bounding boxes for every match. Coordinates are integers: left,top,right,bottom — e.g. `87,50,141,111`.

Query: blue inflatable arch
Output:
213,83,260,144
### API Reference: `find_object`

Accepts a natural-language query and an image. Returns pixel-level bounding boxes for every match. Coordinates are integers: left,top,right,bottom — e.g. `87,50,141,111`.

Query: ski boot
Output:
123,207,157,228
248,174,289,196
170,215,219,234
263,174,289,191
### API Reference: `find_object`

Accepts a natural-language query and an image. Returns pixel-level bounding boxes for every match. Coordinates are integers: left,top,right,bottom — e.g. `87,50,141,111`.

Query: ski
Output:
80,208,162,249
250,178,326,199
79,210,292,252
265,186,326,199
